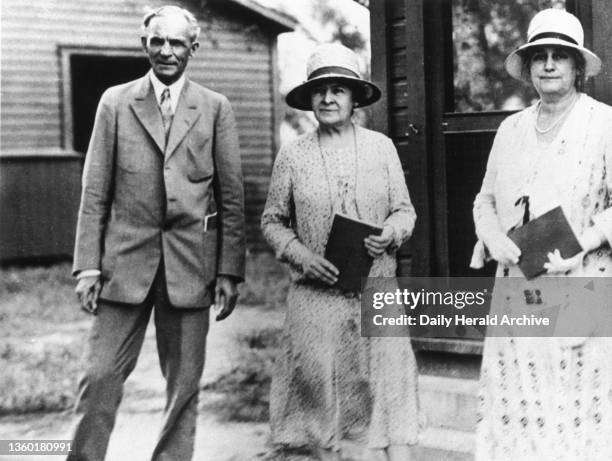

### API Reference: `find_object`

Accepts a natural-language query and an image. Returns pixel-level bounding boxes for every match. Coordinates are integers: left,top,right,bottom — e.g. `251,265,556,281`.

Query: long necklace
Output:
535,94,577,134
316,124,362,220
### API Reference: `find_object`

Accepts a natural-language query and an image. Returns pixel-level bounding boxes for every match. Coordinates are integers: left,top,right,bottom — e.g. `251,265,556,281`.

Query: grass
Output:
0,262,86,414
202,327,282,422
0,340,82,415
240,251,290,309
199,252,288,422
0,252,290,415
0,263,83,337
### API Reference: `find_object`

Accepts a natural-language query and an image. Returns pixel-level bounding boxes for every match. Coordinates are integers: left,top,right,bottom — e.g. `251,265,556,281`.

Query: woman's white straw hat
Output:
505,8,601,80
286,43,382,111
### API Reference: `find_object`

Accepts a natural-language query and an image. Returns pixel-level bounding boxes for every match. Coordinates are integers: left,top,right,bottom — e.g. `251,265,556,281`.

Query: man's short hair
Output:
142,5,201,42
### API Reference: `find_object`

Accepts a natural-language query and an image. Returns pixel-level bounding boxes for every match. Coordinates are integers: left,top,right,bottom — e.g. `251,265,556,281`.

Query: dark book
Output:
507,206,583,280
324,213,383,292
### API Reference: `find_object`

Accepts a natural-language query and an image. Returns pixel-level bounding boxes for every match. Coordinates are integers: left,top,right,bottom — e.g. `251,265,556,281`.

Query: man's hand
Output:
364,226,395,258
302,252,339,285
214,275,239,321
75,276,102,315
483,231,521,265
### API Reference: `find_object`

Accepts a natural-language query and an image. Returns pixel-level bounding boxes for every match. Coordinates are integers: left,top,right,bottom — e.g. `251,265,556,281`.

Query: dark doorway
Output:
71,54,149,153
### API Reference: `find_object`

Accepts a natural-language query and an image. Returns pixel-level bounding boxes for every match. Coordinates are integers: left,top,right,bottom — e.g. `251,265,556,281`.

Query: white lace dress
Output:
473,94,612,460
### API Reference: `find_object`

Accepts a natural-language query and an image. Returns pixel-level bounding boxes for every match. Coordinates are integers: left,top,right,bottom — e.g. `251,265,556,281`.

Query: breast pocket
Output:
187,140,214,182
117,133,146,173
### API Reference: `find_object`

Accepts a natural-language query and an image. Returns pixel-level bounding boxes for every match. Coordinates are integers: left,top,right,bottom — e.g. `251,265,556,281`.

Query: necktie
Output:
160,88,173,144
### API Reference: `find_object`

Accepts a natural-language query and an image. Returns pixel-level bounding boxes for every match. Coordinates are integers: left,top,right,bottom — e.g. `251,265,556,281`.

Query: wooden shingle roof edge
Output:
221,0,298,33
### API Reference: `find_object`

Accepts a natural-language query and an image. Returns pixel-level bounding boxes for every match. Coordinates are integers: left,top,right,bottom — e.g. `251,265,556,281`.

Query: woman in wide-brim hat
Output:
262,43,419,461
285,45,381,110
471,8,612,460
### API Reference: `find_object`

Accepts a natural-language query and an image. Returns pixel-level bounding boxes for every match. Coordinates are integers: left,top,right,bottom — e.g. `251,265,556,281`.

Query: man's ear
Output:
141,36,148,53
189,41,200,57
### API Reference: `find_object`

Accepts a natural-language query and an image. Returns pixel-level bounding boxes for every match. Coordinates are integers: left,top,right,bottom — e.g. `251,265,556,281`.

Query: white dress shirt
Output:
149,70,185,114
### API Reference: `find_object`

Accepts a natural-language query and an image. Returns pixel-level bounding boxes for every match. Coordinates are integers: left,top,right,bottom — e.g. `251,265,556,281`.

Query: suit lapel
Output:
165,79,202,161
130,77,165,155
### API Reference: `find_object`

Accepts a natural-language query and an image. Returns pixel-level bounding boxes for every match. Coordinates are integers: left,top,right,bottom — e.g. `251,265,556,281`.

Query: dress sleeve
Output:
261,145,311,269
470,121,507,268
591,123,612,246
382,137,417,249
473,122,509,240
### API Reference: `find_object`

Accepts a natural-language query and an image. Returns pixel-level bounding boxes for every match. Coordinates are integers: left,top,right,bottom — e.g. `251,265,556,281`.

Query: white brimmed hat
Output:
505,8,601,80
286,43,381,111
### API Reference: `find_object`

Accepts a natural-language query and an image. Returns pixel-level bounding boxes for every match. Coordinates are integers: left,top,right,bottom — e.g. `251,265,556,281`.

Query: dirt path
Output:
0,305,285,461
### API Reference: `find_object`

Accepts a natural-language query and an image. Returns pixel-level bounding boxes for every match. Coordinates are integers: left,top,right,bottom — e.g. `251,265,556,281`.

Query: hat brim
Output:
505,38,602,80
285,74,382,111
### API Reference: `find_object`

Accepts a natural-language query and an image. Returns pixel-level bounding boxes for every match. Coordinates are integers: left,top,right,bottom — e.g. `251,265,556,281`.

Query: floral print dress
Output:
261,125,419,455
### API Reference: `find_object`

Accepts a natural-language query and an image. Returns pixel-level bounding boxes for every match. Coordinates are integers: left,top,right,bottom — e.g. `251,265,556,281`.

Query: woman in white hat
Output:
262,44,419,460
472,8,612,460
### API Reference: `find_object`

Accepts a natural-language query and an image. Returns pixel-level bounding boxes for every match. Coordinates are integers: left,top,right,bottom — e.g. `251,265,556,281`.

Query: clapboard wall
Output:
0,0,290,260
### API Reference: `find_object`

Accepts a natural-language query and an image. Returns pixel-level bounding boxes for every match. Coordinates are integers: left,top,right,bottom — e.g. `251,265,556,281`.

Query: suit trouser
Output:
67,263,210,461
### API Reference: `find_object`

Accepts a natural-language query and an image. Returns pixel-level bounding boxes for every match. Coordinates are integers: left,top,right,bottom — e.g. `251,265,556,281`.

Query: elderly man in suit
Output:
68,5,245,460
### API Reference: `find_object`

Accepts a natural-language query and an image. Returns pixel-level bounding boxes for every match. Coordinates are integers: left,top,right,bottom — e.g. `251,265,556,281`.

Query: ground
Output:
0,305,285,461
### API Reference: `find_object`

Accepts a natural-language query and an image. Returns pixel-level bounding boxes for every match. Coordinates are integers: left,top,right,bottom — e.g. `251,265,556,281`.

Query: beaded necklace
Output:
535,93,578,134
316,123,363,220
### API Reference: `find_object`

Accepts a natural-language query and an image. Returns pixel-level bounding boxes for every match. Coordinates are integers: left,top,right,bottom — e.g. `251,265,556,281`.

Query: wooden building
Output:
367,1,612,457
0,0,296,261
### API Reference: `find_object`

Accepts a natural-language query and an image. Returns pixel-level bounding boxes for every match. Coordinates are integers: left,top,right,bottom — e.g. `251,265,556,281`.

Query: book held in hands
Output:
507,206,583,280
324,213,382,292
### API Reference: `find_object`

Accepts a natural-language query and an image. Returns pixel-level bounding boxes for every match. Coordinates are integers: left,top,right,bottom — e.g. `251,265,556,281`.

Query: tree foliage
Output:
313,0,367,52
453,0,566,112
284,0,369,135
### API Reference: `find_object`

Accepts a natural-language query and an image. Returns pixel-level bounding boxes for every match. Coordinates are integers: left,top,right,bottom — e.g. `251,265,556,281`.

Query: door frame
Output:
370,0,431,277
59,45,146,152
